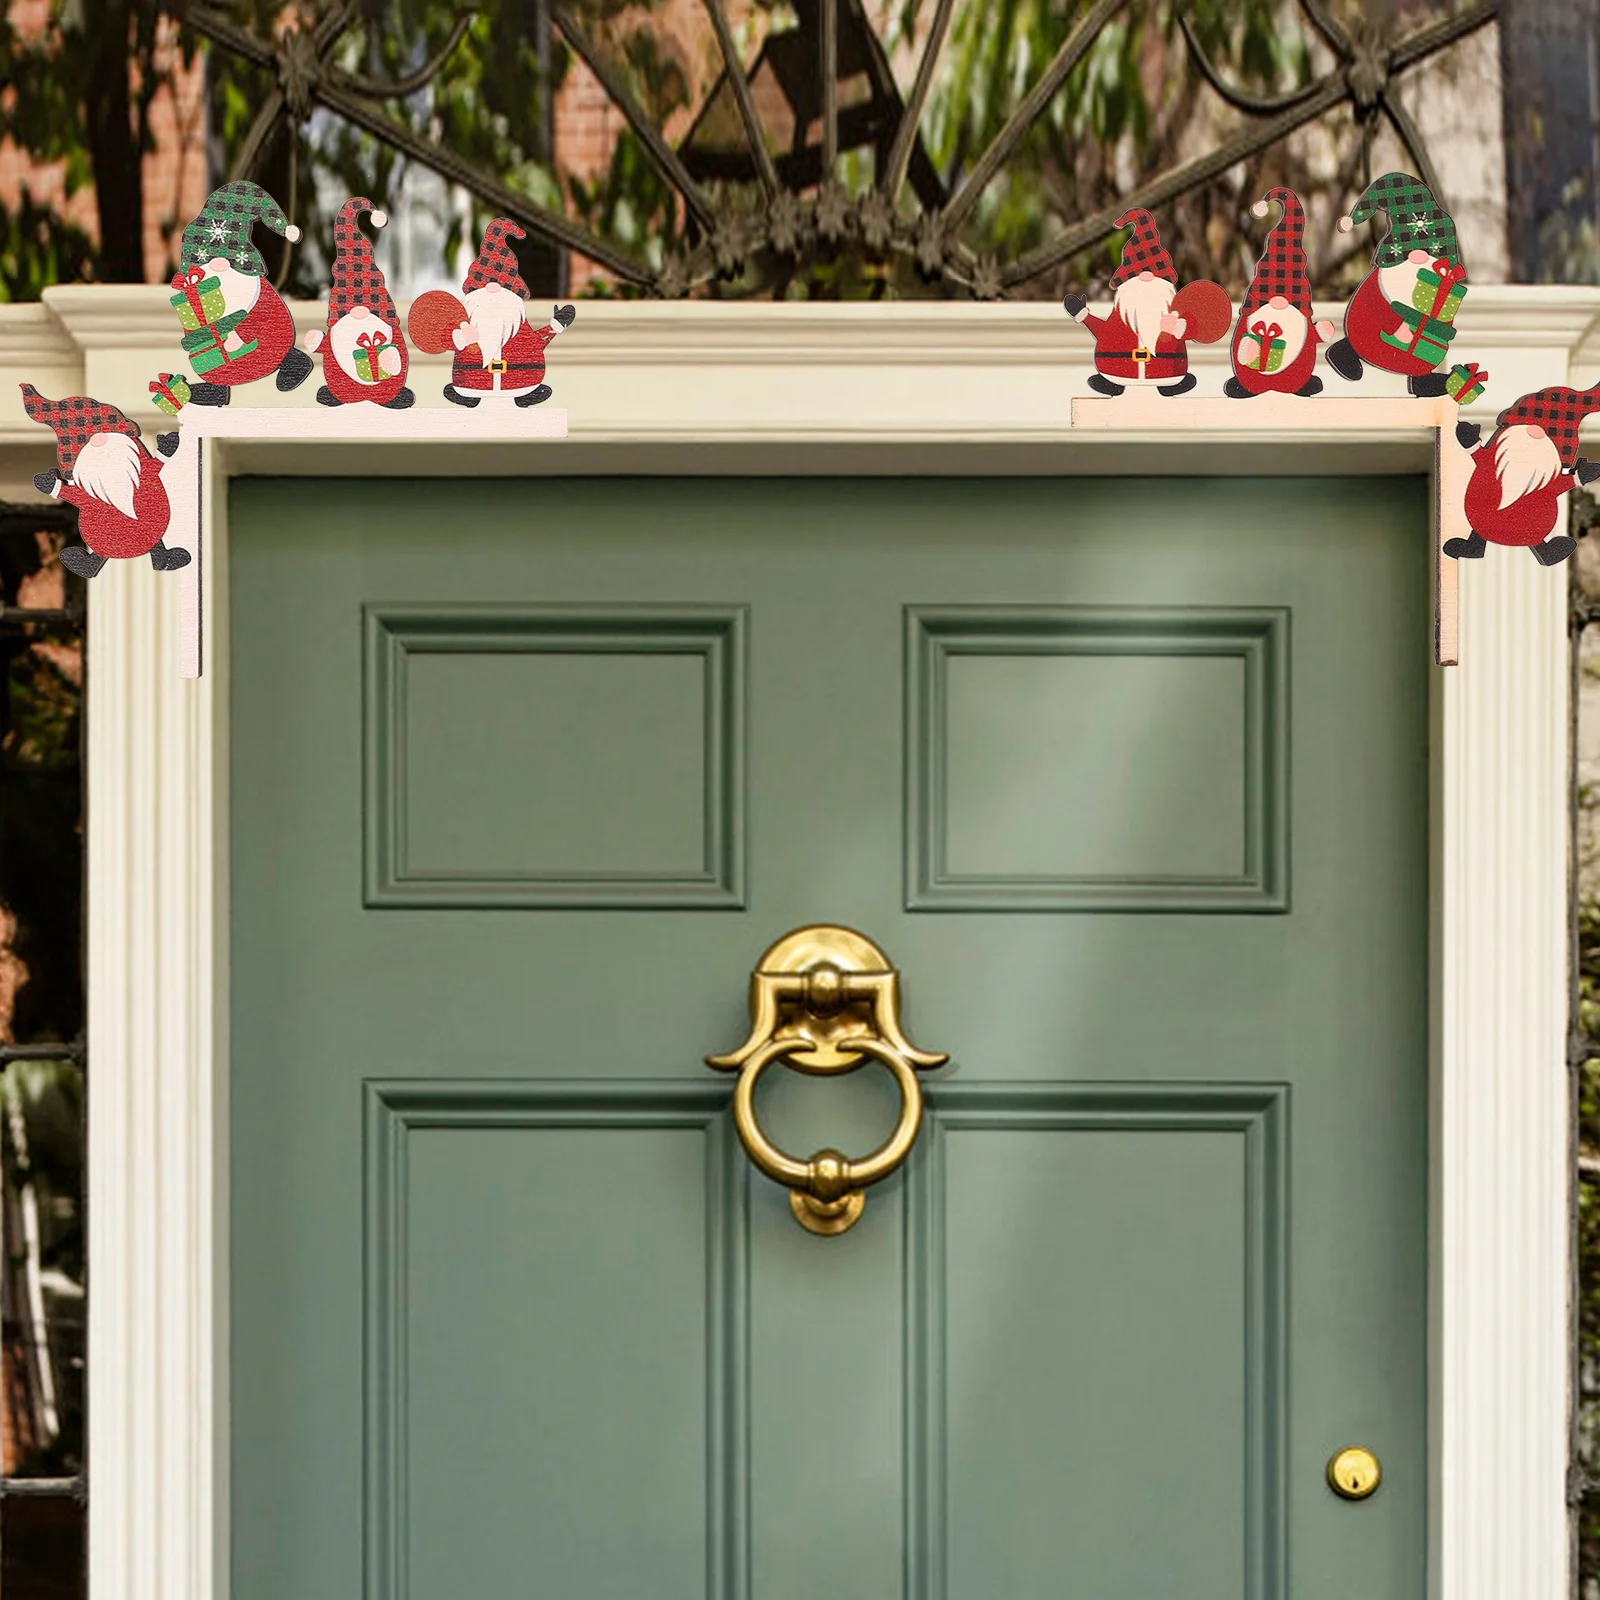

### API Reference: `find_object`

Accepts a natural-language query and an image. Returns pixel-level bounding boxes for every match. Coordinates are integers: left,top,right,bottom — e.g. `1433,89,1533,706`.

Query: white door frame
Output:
2,287,1595,1598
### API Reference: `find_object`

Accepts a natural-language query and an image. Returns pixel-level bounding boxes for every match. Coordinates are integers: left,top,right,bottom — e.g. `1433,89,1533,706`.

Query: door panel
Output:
230,475,1429,1599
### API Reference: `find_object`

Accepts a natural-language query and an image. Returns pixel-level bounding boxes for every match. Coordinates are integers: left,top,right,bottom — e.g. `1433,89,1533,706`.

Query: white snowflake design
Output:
209,220,228,243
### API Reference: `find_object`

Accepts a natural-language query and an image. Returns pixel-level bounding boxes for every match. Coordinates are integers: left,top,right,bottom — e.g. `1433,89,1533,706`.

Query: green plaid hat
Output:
20,383,143,474
1343,172,1462,269
179,181,300,276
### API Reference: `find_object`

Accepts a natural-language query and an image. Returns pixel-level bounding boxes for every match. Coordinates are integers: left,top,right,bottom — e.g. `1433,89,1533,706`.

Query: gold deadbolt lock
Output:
707,925,947,1236
1326,1446,1382,1501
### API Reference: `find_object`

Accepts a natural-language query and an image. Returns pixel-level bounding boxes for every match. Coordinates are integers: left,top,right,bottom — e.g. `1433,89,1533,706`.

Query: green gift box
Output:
170,268,225,331
184,310,256,376
352,335,392,384
149,373,191,415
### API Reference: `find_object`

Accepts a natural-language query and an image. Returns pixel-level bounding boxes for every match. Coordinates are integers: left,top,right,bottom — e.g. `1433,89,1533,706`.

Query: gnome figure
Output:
302,199,413,410
1227,188,1336,399
1446,388,1600,568
1063,209,1230,397
1326,173,1474,399
405,219,576,408
174,180,313,405
21,384,189,578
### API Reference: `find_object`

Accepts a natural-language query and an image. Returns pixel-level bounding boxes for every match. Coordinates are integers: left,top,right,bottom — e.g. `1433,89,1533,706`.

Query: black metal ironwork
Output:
189,0,1497,299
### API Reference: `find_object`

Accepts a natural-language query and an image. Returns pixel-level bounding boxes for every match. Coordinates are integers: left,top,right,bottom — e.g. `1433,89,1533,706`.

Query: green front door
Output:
230,475,1428,1598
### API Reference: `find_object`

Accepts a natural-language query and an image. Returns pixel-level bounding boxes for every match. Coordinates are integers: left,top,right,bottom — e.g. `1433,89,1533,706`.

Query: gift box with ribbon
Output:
149,372,192,416
352,331,392,384
1382,258,1468,368
183,308,258,376
1246,318,1287,374
1446,362,1489,407
169,266,226,331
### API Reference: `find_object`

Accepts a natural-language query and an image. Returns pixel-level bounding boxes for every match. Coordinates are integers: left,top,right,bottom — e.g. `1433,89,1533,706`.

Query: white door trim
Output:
1,288,1592,1599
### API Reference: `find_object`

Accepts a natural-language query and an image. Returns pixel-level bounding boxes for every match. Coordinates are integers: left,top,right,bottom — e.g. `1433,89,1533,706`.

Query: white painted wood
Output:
0,290,1577,1600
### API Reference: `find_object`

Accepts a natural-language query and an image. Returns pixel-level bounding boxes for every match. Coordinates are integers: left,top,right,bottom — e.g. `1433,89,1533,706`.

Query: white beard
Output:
461,284,528,367
205,257,262,317
1112,275,1176,351
1378,259,1426,309
328,312,402,382
1241,302,1309,364
72,432,143,520
1494,425,1563,509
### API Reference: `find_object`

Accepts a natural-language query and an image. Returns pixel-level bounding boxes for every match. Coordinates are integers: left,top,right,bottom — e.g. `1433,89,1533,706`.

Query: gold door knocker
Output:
707,925,947,1236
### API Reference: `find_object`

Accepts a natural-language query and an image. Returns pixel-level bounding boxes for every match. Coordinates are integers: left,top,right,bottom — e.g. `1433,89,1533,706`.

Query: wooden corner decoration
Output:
1446,385,1600,569
1325,171,1485,406
1061,208,1230,397
407,218,576,411
1227,188,1336,400
19,383,193,582
15,191,574,679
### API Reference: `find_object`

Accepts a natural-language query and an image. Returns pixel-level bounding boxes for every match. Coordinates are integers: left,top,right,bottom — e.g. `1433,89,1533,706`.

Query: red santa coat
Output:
1342,270,1448,380
1229,315,1322,397
205,281,296,388
1079,307,1187,382
1463,437,1574,548
452,314,559,394
59,450,170,559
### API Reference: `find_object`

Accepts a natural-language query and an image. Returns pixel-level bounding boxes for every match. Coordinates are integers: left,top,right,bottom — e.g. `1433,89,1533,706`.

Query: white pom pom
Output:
1337,215,1354,234
370,209,388,229
1251,200,1269,220
283,224,302,243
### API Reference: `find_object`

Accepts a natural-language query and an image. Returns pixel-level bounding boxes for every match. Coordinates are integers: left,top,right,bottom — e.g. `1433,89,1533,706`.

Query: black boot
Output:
1223,377,1251,399
443,384,480,408
187,381,230,406
1325,339,1362,382
1443,531,1486,560
156,432,180,457
1456,421,1483,450
149,542,191,572
1087,373,1125,397
275,346,314,392
316,385,341,407
514,384,553,408
1532,535,1577,567
1408,373,1450,397
382,387,415,410
1158,373,1197,397
1295,375,1324,397
59,545,106,579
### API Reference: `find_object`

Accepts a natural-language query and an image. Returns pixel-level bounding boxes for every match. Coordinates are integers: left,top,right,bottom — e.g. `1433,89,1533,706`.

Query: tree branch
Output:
1381,91,1444,211
1297,0,1352,60
821,0,838,175
227,87,287,183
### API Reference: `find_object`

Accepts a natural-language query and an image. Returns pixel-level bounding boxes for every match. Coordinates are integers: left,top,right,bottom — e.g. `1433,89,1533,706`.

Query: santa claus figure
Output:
1446,386,1600,567
301,198,413,410
175,181,313,405
21,384,189,578
1227,188,1336,399
406,219,576,408
1326,172,1475,399
1062,209,1228,397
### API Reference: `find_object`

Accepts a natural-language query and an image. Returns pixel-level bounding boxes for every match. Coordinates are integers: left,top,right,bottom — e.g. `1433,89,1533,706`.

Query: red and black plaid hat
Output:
20,383,143,474
1109,209,1176,288
326,198,400,331
463,218,529,297
1498,383,1600,470
1242,188,1312,318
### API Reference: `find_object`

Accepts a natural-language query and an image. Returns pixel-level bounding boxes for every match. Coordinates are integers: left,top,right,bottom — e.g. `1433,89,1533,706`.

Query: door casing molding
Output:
0,290,1587,1599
